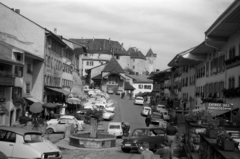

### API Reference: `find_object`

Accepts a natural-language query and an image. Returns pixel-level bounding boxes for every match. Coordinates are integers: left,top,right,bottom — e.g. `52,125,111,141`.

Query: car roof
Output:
143,106,151,109
0,126,41,136
108,122,121,125
61,115,74,119
133,127,165,131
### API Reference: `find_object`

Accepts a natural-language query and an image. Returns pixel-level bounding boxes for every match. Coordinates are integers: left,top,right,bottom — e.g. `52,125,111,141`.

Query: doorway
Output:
10,110,14,126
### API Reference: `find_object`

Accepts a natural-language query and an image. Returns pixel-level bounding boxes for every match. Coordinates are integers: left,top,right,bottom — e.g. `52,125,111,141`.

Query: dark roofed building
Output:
127,47,146,60
70,38,129,56
102,57,125,73
145,48,157,58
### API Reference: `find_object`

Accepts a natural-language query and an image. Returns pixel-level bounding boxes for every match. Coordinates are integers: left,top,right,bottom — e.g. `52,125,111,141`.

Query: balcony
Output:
0,73,15,87
225,56,240,69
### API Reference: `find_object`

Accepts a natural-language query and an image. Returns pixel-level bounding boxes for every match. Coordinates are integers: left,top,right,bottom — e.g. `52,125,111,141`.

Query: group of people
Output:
142,119,179,159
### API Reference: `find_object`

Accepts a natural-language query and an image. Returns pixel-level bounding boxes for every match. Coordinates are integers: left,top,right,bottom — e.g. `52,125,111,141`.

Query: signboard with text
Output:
206,103,232,111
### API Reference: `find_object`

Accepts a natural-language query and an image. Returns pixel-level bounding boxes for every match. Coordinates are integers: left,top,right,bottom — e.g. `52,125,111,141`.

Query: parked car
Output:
158,109,170,121
121,127,166,153
156,104,166,112
102,110,115,120
94,102,115,112
151,112,167,126
107,89,114,94
107,122,123,137
116,90,123,95
46,115,84,133
134,96,144,105
141,106,152,116
0,127,62,159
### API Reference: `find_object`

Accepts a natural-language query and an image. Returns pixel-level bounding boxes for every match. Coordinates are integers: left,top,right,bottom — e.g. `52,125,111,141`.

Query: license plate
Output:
48,155,56,158
125,144,131,146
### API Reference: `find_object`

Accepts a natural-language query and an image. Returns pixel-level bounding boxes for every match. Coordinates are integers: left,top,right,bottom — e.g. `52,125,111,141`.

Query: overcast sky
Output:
1,0,233,70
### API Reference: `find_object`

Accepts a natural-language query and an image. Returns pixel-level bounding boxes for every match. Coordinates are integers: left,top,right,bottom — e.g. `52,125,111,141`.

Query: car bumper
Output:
135,102,144,105
121,143,139,150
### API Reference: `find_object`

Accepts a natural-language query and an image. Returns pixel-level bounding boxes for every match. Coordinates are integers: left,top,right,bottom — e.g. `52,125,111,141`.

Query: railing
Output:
0,75,15,87
0,72,15,86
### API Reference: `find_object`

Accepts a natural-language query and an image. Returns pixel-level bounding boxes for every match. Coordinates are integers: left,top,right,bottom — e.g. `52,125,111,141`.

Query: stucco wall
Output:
223,32,240,109
117,56,131,70
132,83,153,97
0,4,45,58
83,60,107,76
132,58,147,75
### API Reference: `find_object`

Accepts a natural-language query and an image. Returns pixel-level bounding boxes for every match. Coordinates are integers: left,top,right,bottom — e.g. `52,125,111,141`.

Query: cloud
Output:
0,0,234,70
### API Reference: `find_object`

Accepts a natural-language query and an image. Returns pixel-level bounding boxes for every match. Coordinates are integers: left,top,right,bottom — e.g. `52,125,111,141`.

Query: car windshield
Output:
24,133,43,143
109,125,120,129
132,129,147,137
136,97,143,100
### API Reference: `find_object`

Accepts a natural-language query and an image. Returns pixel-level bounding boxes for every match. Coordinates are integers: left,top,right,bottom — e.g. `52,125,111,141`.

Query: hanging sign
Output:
206,103,232,111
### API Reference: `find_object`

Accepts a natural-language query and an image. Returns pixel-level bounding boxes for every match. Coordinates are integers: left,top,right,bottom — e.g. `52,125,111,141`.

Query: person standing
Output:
156,140,172,159
145,113,151,127
140,142,154,159
166,121,178,156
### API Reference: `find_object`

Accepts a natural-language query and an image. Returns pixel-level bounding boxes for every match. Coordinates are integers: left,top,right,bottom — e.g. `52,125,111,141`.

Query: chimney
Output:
121,43,124,50
93,37,94,41
54,28,57,34
109,38,110,44
15,9,20,14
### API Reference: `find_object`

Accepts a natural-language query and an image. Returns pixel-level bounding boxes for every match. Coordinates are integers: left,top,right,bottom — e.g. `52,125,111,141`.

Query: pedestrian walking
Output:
145,113,151,127
140,142,154,159
166,121,178,156
156,140,172,159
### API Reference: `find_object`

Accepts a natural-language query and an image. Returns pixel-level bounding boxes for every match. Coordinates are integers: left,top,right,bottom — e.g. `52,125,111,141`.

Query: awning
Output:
46,87,70,95
191,107,238,117
24,97,43,104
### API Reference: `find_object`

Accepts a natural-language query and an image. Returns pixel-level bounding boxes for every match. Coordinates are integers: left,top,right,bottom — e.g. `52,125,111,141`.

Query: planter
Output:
219,140,235,151
206,129,217,139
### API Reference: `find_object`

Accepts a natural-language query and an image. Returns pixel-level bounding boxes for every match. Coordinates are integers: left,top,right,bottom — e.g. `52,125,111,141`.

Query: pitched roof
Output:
102,57,125,73
0,53,23,66
92,74,102,80
124,82,135,90
127,47,146,60
146,48,155,57
70,39,129,56
127,75,153,83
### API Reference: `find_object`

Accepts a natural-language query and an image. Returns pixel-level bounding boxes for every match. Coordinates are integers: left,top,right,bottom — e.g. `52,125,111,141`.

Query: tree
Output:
85,109,103,138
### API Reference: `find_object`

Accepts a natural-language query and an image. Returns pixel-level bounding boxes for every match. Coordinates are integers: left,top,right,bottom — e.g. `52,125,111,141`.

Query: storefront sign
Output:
207,103,232,111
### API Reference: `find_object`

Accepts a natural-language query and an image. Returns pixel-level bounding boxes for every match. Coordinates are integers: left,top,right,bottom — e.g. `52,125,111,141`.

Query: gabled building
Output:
70,38,130,76
90,57,130,92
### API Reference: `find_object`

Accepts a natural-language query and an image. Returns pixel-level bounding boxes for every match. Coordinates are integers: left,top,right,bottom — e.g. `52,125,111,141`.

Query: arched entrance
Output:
10,109,14,126
16,108,21,122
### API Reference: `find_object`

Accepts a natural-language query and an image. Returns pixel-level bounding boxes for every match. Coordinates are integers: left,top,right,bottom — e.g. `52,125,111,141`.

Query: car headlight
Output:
41,154,45,159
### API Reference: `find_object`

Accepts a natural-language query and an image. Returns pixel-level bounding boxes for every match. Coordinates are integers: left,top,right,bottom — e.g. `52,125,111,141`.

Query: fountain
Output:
68,110,116,149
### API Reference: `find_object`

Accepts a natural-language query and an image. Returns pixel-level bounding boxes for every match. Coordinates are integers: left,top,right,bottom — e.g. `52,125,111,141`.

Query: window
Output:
206,62,209,76
139,85,143,89
115,56,119,60
12,87,22,101
26,82,30,94
15,66,23,77
133,66,135,69
27,63,32,74
132,59,135,62
86,61,89,66
239,76,240,87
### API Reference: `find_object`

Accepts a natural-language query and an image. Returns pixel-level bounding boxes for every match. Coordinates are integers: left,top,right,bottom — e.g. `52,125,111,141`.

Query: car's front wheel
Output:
46,128,54,134
121,148,131,153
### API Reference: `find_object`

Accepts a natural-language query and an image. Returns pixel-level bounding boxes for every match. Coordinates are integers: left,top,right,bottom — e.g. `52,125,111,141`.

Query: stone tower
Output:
145,48,157,73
